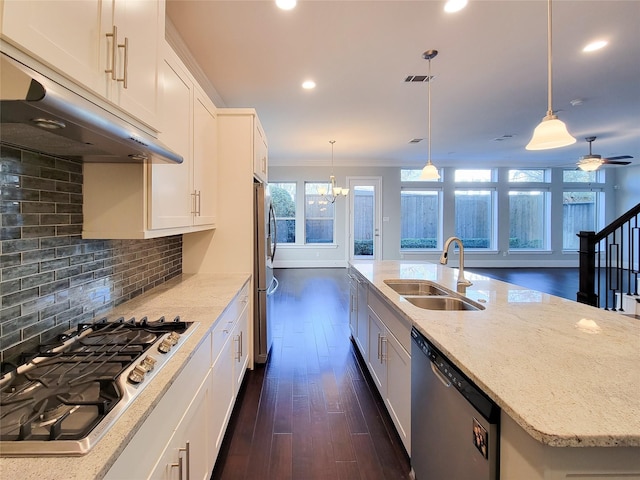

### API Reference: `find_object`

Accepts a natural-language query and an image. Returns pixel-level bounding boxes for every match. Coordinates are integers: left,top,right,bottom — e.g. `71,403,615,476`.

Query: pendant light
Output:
526,0,576,150
318,140,349,203
419,50,441,180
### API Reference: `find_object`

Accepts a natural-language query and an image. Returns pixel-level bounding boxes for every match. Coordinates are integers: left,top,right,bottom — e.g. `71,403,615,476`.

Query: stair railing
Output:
577,203,640,310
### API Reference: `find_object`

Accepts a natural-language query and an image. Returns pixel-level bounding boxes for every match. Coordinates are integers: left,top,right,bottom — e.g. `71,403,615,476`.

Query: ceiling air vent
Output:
404,75,434,83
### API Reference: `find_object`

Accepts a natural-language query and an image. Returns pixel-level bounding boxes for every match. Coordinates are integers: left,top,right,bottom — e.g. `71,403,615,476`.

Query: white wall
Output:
270,165,625,269
614,165,640,214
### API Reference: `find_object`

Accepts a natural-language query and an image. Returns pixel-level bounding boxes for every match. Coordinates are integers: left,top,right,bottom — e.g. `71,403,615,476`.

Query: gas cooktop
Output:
0,316,198,456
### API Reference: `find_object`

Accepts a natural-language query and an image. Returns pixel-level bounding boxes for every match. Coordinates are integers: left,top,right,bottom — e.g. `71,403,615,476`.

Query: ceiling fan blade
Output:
604,155,633,161
602,159,632,166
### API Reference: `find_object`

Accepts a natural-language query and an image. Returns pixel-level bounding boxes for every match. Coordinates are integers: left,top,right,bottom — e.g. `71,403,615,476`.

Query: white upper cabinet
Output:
192,87,218,227
83,43,217,239
0,0,163,130
253,118,268,183
106,0,162,129
150,48,194,230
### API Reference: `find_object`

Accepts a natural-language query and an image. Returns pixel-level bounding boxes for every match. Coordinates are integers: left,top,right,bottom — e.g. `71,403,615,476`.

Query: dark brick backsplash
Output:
0,144,183,364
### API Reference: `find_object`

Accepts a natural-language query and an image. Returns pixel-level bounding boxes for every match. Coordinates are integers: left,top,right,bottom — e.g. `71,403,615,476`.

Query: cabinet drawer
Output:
368,288,411,353
211,281,250,363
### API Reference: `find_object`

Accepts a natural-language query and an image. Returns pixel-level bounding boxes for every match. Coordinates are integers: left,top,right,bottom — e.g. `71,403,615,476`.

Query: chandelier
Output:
318,140,349,203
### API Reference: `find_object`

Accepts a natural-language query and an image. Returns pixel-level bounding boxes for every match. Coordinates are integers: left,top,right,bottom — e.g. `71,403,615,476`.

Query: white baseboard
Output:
273,260,348,269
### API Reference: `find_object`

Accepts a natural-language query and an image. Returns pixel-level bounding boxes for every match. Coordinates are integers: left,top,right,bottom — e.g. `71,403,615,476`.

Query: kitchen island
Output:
350,260,640,478
0,272,250,480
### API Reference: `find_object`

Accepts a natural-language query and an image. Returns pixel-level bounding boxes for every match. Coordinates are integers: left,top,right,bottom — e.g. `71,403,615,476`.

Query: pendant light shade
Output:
526,0,575,151
419,162,440,180
419,50,441,180
526,114,576,150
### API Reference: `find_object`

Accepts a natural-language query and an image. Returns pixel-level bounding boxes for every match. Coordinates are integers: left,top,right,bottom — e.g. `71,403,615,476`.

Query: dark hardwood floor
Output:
467,267,579,300
211,266,588,479
211,268,411,480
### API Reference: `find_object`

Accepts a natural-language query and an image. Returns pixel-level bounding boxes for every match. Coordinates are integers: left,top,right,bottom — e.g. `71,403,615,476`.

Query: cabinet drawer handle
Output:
234,331,243,361
170,455,183,480
117,36,129,88
381,336,387,363
105,25,117,80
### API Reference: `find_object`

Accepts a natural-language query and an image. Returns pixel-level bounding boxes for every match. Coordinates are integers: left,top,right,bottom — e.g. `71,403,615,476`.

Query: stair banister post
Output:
577,230,598,306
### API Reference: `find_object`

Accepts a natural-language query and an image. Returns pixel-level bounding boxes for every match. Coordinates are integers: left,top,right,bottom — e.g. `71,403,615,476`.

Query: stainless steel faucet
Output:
440,237,472,288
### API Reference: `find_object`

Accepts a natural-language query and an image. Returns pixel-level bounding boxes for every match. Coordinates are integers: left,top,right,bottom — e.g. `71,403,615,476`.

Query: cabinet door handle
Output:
197,191,202,216
117,36,129,88
105,25,117,80
377,332,382,361
179,442,190,480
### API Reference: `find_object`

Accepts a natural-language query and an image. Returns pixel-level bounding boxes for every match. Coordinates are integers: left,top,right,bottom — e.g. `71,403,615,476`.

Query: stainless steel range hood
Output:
0,52,182,164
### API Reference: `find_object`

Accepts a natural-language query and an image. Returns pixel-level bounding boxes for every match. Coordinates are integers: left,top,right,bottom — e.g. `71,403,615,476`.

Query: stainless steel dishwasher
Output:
411,327,500,480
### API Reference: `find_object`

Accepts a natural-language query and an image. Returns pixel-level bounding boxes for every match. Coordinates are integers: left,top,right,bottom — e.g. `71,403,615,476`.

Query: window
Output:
454,169,492,182
563,170,601,183
400,168,442,182
455,190,493,249
509,191,548,249
563,191,600,250
401,190,440,249
508,169,546,183
270,182,296,243
305,182,334,243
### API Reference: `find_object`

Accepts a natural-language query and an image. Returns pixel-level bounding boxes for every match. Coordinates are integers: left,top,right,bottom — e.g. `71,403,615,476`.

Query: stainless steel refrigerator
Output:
254,181,278,364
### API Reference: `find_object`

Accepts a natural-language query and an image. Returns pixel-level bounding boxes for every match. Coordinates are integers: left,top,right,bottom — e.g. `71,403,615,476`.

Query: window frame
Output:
304,181,336,245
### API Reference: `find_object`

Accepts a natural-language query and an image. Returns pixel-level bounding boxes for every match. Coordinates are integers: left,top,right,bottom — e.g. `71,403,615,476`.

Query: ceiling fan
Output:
576,136,633,171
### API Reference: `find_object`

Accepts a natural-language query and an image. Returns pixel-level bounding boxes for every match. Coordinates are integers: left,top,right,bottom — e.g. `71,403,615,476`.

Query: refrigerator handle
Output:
267,276,279,296
269,203,277,261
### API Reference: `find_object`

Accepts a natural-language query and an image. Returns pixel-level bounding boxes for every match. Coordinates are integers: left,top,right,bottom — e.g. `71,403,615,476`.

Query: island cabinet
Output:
348,268,410,454
82,42,217,239
105,281,250,480
0,0,163,130
355,271,369,354
366,288,412,455
500,413,640,479
348,270,358,337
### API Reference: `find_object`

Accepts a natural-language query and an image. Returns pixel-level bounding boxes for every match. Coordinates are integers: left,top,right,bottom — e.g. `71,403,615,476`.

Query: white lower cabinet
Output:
353,279,411,456
150,369,212,480
105,281,250,480
348,272,358,338
355,275,369,354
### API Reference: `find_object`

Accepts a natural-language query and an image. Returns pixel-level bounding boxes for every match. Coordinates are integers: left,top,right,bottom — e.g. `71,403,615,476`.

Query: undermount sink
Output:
384,279,449,296
404,295,484,311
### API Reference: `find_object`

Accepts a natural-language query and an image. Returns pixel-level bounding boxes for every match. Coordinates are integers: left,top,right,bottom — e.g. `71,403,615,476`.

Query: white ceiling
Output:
167,0,640,170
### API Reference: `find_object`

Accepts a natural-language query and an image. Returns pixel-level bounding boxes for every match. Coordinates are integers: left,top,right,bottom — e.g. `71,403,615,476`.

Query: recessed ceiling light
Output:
276,0,296,11
302,80,316,90
583,40,608,52
444,0,468,13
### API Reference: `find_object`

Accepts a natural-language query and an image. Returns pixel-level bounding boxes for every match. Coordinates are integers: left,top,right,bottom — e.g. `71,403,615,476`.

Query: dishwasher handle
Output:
430,361,452,388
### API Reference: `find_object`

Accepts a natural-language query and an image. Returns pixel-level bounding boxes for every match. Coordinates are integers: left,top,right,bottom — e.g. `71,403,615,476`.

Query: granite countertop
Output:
0,272,251,480
350,260,640,448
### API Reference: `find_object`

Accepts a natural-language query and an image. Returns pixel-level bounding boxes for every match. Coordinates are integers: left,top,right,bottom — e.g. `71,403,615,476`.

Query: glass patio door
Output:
347,177,381,260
